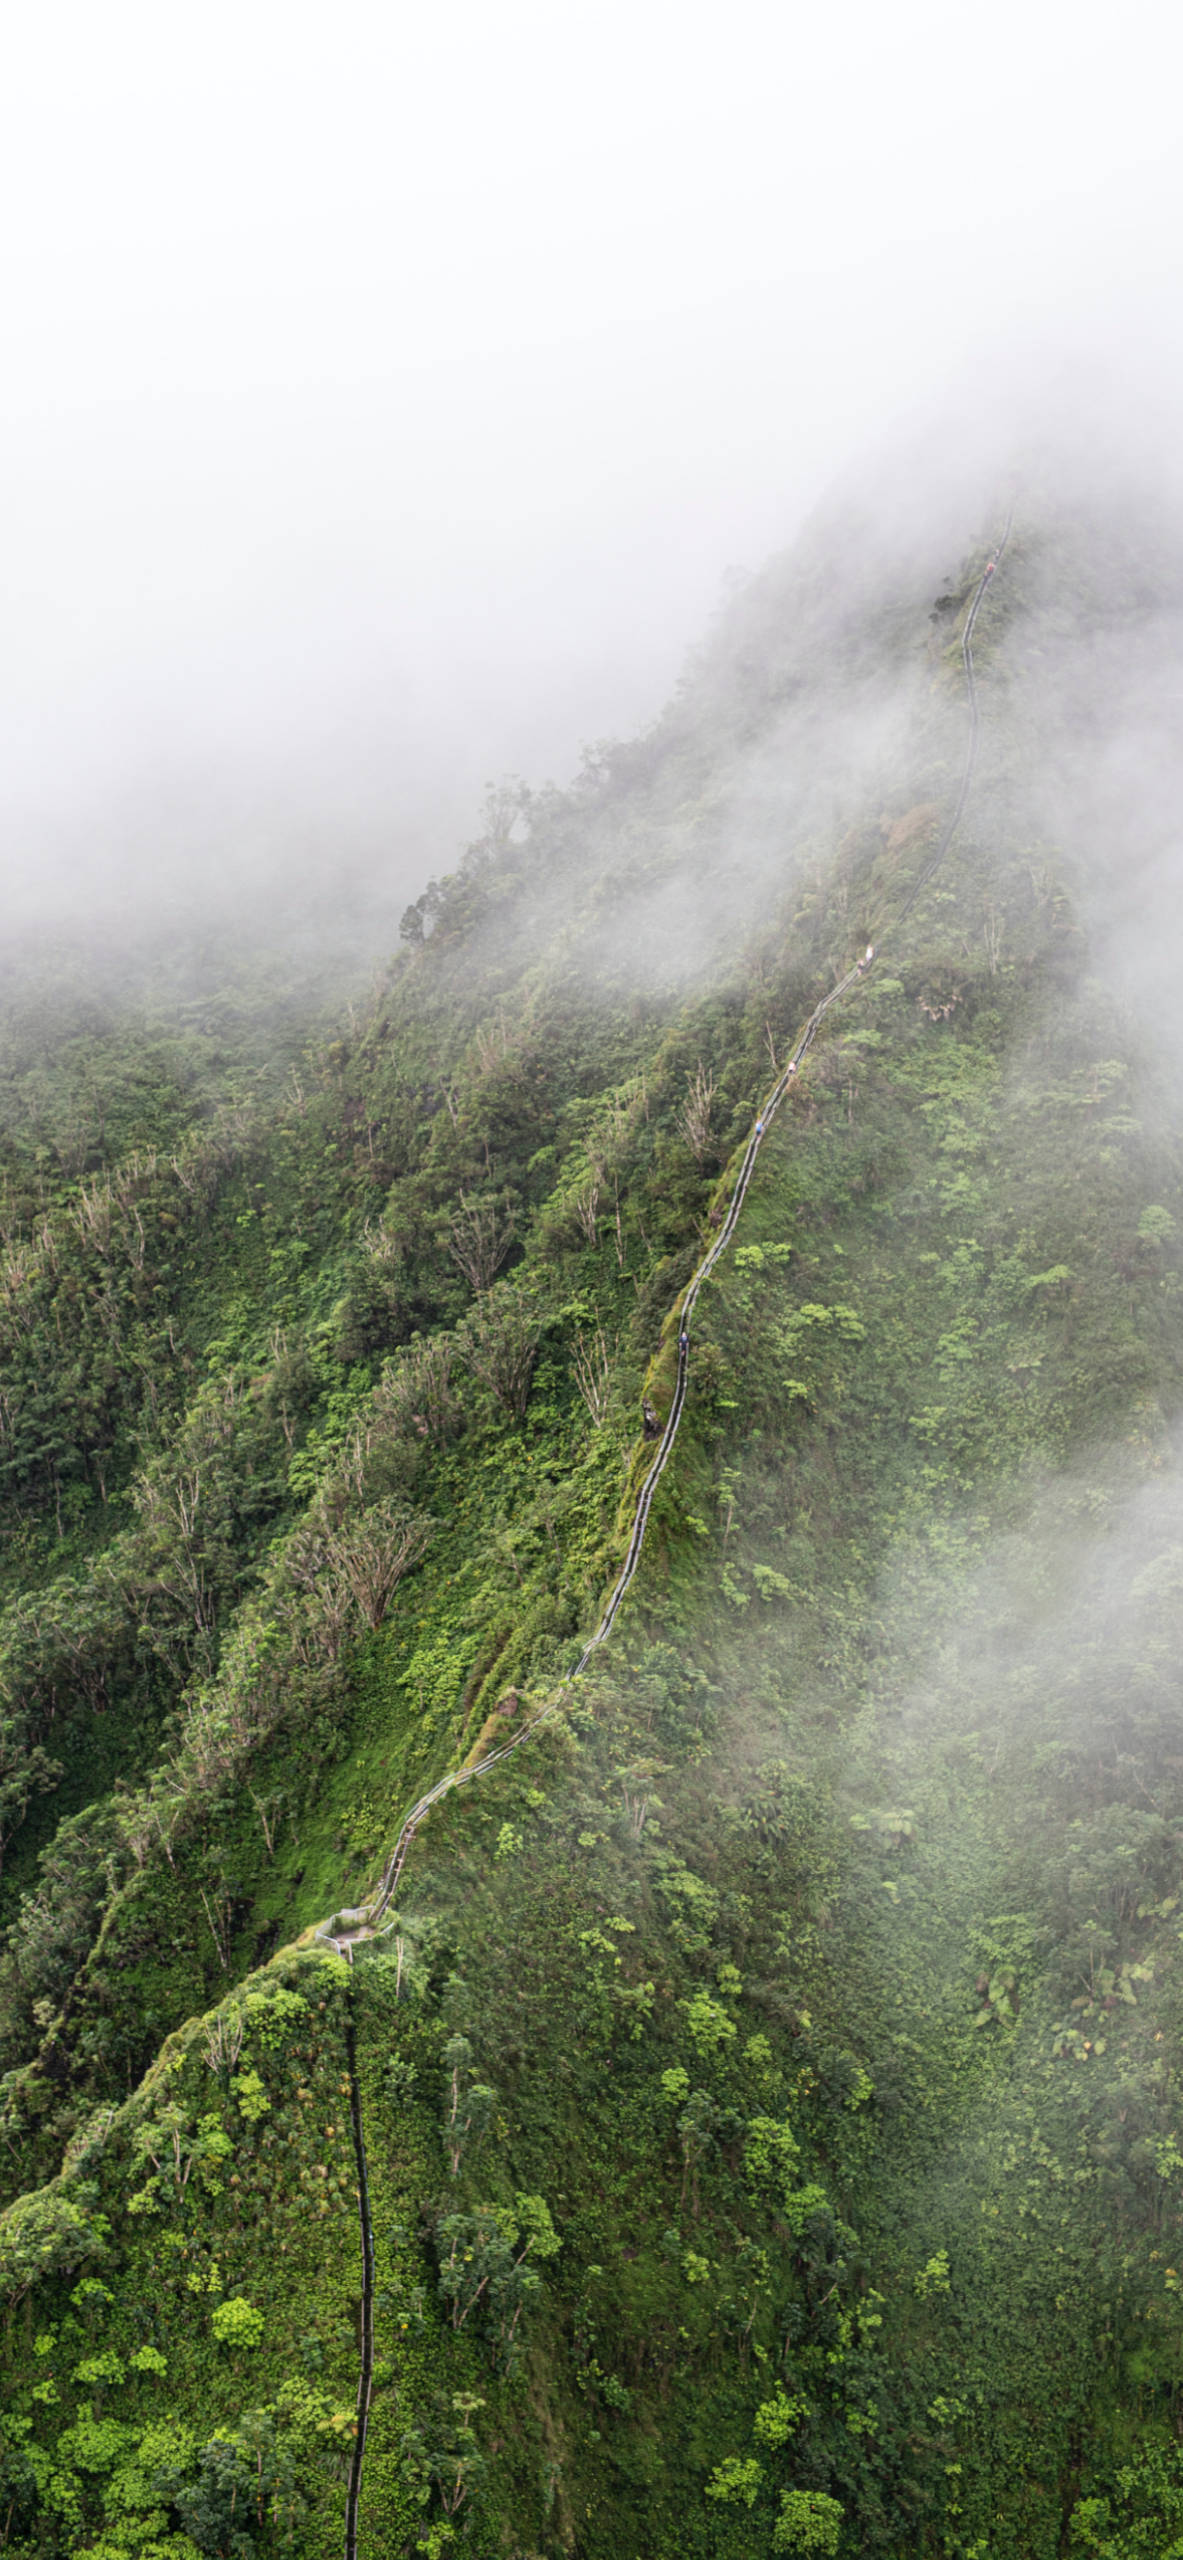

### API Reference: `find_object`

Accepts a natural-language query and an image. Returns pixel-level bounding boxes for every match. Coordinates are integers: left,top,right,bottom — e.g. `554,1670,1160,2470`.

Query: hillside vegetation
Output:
3,497,1183,2559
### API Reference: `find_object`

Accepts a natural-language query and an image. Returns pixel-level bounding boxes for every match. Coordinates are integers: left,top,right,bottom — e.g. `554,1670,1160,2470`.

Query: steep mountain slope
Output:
4,487,1183,2558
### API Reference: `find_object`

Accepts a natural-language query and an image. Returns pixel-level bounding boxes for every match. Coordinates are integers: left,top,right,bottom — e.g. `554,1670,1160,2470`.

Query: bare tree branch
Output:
448,1192,517,1293
677,1062,717,1163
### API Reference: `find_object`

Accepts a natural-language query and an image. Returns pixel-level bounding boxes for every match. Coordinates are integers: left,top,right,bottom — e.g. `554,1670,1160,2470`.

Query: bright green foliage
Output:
774,2488,845,2552
706,2454,764,2505
681,1989,737,2056
512,2192,561,2260
72,2353,126,2389
744,2113,802,2205
209,2294,265,2349
0,2185,108,2302
753,2391,810,2448
230,2066,270,2124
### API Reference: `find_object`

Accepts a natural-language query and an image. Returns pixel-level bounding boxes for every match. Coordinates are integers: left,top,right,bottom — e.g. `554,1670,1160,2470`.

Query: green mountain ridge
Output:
3,493,1183,2557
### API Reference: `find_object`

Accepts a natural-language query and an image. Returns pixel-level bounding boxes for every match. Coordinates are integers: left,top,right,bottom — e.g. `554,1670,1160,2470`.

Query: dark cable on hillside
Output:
342,2008,376,2560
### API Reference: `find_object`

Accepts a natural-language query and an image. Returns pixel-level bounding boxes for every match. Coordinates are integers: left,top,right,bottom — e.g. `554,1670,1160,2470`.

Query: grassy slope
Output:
4,518,1183,2557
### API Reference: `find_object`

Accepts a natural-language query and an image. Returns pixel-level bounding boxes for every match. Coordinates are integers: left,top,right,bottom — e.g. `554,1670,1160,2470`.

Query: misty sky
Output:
2,0,1180,941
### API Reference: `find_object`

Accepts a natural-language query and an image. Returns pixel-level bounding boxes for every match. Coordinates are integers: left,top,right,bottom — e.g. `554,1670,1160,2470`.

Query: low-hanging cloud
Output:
1,2,1182,988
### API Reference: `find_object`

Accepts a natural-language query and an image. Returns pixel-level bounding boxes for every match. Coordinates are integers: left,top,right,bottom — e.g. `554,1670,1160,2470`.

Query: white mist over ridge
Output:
397,385,1183,1058
1,0,1180,968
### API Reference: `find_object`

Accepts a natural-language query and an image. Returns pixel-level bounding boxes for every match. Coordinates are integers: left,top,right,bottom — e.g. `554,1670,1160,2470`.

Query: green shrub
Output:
210,2295,264,2350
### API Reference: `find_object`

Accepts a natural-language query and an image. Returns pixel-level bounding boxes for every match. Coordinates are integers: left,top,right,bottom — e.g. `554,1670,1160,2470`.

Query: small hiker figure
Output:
679,1330,689,1355
642,1396,661,1439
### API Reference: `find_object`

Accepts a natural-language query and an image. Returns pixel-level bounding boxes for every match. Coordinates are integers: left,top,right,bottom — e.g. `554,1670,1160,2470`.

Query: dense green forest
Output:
4,492,1183,2559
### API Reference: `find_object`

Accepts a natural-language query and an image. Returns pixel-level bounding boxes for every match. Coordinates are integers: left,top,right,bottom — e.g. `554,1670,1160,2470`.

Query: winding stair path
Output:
333,520,1011,2554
